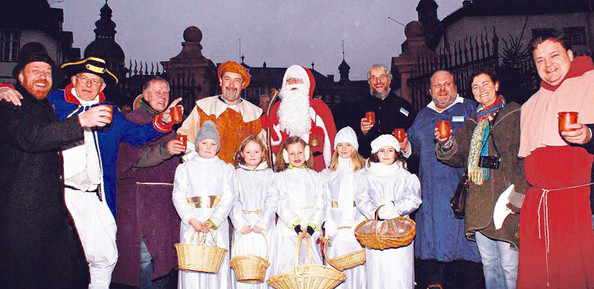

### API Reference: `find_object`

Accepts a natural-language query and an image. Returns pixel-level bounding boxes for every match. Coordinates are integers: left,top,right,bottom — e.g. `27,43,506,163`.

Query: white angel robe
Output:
270,167,328,278
172,155,237,289
355,161,422,289
321,157,368,289
229,162,279,289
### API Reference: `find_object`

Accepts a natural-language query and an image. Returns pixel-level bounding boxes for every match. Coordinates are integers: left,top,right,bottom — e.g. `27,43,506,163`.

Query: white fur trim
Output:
282,65,310,91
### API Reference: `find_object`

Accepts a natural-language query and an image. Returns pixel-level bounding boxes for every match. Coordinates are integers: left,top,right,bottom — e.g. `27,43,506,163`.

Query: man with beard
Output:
178,60,262,164
358,64,415,157
0,57,175,289
402,70,482,289
268,65,337,171
0,43,108,288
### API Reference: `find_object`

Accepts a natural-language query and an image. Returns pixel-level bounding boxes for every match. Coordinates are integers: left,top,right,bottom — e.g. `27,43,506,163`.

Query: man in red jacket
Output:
267,65,337,171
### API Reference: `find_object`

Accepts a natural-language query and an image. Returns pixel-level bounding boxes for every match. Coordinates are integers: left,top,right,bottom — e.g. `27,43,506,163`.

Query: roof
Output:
0,0,64,39
442,0,593,28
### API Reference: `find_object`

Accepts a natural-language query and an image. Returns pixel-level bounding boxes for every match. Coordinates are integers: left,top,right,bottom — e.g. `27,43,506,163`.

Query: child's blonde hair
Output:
274,136,314,171
233,135,269,168
328,149,366,172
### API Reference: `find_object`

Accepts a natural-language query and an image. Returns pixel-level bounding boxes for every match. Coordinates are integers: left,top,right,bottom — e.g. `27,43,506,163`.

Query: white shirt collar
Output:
427,94,464,113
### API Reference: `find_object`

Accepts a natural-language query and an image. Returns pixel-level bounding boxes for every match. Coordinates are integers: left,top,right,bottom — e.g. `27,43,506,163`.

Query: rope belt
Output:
242,208,262,214
187,195,221,208
536,182,593,287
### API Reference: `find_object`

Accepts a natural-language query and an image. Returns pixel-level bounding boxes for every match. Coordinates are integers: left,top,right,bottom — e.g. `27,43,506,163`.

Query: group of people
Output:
0,28,592,289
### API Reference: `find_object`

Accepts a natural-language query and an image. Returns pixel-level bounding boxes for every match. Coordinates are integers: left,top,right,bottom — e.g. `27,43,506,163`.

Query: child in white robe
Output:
172,121,236,289
229,135,278,289
321,126,368,289
355,134,422,289
269,136,328,278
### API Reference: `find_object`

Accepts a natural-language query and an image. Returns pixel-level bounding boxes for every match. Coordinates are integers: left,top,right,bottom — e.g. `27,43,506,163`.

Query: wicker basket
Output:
323,237,366,271
267,236,346,289
174,230,228,273
230,232,270,284
354,214,416,250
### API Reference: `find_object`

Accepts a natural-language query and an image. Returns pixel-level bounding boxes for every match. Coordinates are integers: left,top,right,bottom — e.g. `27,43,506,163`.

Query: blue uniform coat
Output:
48,85,166,217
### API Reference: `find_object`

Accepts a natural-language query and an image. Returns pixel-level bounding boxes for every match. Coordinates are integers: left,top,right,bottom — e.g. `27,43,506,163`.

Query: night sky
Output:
51,0,461,80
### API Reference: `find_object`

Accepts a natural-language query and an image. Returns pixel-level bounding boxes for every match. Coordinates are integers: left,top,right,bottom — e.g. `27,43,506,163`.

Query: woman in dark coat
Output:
435,68,529,289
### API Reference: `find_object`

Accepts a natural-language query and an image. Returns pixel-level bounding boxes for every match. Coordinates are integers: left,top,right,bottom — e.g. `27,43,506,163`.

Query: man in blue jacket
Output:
0,56,176,288
402,70,482,288
54,57,176,288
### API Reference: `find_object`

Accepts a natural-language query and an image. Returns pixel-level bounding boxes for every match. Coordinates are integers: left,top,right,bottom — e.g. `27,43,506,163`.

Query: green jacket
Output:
436,102,529,249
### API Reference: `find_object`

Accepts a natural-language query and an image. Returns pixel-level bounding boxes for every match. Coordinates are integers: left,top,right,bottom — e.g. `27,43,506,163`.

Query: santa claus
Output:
268,65,337,171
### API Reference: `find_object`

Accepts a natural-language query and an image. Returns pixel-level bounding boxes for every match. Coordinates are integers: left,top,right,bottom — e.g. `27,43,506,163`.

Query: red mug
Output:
558,111,578,132
437,120,451,139
176,134,187,149
366,111,376,125
393,128,406,142
170,106,183,124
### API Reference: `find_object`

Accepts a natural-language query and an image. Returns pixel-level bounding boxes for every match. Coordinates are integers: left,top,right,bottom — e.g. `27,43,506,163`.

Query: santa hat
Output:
334,126,358,151
282,65,316,97
370,134,400,154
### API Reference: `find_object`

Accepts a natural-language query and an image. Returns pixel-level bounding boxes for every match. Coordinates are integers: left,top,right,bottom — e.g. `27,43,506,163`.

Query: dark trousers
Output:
416,259,485,289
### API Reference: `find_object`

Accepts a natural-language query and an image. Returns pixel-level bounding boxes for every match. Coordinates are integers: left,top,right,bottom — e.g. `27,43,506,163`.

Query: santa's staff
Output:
265,88,279,167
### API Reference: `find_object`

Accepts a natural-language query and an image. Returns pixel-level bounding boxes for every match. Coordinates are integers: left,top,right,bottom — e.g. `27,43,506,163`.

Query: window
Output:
563,27,586,45
1,30,19,62
531,28,555,39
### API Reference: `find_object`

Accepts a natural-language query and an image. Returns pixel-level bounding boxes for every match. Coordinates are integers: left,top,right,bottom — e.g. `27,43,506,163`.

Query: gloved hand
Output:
378,204,401,220
306,226,315,236
323,221,338,239
294,224,302,235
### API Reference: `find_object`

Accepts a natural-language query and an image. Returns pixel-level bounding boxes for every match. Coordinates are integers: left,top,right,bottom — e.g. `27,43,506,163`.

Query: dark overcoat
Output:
0,84,89,288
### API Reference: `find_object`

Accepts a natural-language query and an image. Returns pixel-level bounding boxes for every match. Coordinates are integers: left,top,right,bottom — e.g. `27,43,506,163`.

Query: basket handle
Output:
294,235,313,267
195,228,217,246
231,231,269,260
374,205,390,236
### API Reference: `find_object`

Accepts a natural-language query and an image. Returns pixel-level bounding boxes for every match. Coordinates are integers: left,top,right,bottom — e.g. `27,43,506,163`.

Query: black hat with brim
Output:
12,42,59,80
60,57,118,87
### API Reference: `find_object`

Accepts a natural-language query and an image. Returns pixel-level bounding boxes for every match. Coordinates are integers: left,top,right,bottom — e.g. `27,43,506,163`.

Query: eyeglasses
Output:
77,75,103,86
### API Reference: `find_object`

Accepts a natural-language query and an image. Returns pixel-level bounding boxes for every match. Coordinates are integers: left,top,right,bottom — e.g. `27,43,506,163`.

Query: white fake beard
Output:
278,84,311,139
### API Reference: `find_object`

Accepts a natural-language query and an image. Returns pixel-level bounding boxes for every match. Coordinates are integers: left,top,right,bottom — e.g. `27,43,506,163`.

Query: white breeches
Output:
65,188,118,289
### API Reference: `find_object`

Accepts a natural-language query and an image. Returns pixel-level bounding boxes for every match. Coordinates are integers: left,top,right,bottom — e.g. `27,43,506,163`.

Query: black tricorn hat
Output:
60,57,118,86
12,42,57,79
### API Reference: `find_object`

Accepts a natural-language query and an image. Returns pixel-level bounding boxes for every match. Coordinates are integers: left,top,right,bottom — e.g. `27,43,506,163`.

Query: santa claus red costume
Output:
268,65,337,171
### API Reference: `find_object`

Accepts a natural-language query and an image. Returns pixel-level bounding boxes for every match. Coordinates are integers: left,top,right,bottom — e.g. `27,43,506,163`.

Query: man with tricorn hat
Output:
177,60,263,163
0,42,110,288
0,56,177,288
